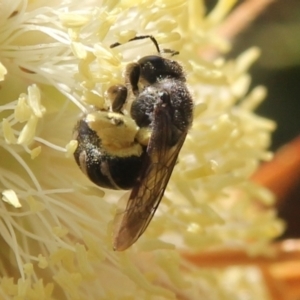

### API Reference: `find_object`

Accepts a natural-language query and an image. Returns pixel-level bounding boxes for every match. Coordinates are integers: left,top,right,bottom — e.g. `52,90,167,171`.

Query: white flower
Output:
0,0,283,299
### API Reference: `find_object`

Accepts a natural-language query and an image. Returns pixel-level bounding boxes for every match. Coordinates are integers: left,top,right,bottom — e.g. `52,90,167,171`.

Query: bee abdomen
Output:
73,120,143,190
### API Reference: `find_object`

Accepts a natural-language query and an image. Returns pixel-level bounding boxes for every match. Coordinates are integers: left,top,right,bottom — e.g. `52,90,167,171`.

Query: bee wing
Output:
113,98,188,251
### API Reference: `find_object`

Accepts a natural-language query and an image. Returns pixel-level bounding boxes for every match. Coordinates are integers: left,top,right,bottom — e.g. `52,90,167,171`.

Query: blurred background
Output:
206,0,300,239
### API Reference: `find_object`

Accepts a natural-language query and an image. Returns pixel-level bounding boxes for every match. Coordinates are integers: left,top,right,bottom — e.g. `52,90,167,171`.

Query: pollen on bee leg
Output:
87,111,139,148
135,127,151,146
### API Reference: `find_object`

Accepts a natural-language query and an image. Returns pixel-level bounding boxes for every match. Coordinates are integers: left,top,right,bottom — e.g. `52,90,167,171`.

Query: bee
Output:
73,111,145,190
73,35,193,251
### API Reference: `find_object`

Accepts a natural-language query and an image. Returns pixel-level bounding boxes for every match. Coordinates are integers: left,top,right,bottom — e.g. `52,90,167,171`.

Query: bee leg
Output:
125,62,140,96
107,85,128,113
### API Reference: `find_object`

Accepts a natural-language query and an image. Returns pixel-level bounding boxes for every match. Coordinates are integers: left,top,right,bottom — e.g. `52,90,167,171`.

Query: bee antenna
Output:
161,48,179,57
110,35,161,54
